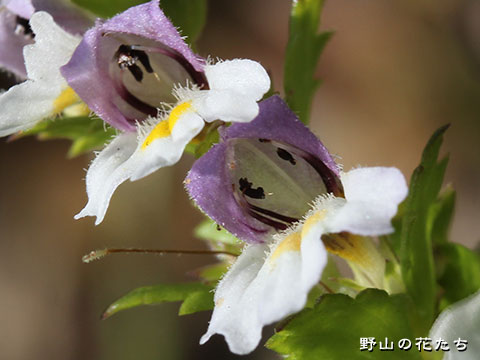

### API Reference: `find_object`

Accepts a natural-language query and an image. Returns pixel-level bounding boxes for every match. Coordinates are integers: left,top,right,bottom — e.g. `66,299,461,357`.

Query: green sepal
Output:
284,0,332,124
398,125,450,330
266,289,422,360
194,218,243,256
189,262,230,283
194,126,220,158
16,116,116,157
103,282,214,319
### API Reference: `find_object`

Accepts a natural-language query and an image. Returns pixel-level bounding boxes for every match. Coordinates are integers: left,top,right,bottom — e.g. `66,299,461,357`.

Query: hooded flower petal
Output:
4,0,34,18
61,0,206,132
76,58,270,224
0,11,81,136
201,221,328,355
185,95,341,243
0,0,93,78
430,290,480,360
69,5,270,224
190,95,408,353
200,166,406,353
75,102,205,224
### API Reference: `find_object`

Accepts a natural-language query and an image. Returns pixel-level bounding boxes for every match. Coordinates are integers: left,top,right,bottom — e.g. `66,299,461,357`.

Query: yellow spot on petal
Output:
141,101,192,150
301,209,327,238
62,102,90,117
215,297,224,307
53,87,80,114
322,234,385,288
270,232,302,263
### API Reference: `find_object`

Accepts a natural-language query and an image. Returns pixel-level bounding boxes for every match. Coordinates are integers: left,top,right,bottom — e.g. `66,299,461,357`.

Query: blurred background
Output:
1,0,479,359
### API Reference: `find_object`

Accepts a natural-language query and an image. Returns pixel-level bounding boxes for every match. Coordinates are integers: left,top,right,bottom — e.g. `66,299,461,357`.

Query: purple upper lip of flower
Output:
60,0,207,132
185,95,342,244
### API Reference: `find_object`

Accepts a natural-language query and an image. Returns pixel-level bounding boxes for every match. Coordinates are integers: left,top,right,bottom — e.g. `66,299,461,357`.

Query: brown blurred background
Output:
1,0,479,359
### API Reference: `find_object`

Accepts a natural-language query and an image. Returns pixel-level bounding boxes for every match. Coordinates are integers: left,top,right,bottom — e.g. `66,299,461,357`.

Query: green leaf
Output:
73,0,207,46
266,289,421,360
103,282,213,319
436,243,480,310
18,116,116,157
284,0,332,124
399,125,450,330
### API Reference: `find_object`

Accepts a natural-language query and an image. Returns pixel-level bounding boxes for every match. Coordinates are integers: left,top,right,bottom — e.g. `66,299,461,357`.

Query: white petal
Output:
205,59,270,100
201,224,327,355
75,132,138,225
130,111,204,180
342,167,408,206
192,89,260,123
0,11,80,136
200,244,268,354
327,167,407,236
430,290,480,360
24,11,80,80
76,112,204,224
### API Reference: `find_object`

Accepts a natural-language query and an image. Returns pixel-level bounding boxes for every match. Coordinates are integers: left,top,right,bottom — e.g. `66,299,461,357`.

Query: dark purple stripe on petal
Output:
112,78,159,118
135,45,208,89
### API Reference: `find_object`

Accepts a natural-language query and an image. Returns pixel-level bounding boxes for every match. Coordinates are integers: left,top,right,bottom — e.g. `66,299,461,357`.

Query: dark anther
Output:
216,224,222,231
276,147,296,165
127,64,144,82
136,50,154,73
269,139,344,197
233,180,299,230
258,138,271,143
15,16,34,38
115,45,154,82
239,177,265,199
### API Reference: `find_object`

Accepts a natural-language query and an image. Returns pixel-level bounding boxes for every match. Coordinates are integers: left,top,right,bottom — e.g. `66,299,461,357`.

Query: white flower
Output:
201,167,408,355
75,59,270,225
0,11,81,136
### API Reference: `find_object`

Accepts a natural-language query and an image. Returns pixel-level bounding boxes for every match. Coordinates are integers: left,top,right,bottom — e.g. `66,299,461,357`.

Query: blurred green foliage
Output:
18,116,116,157
284,0,332,125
